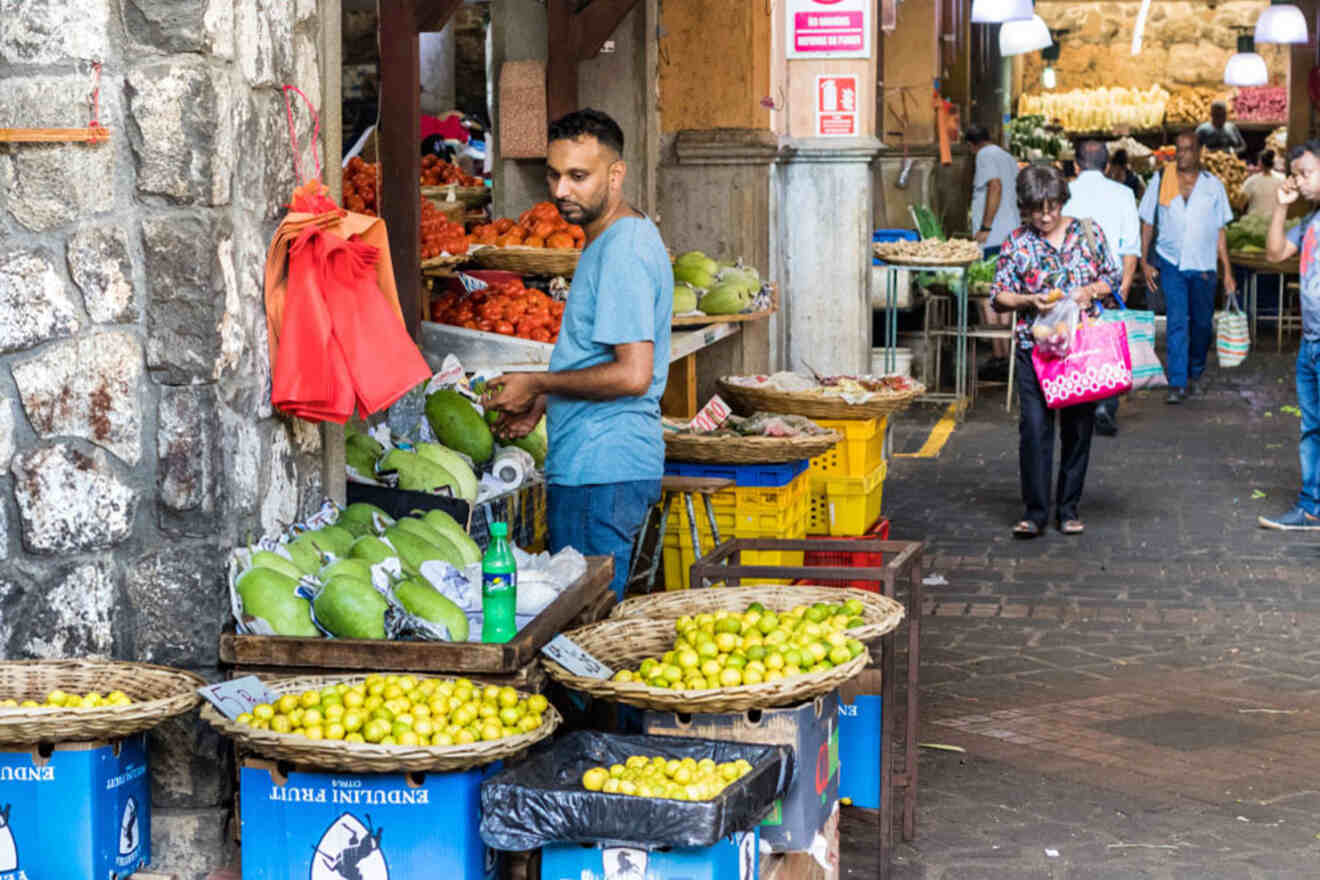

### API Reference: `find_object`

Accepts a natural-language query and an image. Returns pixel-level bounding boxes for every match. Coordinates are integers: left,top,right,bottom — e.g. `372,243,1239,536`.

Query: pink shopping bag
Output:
1031,317,1133,409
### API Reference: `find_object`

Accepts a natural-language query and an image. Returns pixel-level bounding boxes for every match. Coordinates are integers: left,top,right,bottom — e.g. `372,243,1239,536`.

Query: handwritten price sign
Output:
541,634,614,679
197,676,277,720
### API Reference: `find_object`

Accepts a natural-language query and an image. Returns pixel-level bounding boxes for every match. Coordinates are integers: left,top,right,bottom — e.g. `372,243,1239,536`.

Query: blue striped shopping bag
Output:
1215,295,1249,368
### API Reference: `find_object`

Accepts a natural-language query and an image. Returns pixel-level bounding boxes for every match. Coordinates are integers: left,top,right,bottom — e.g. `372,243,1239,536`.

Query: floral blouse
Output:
989,218,1123,350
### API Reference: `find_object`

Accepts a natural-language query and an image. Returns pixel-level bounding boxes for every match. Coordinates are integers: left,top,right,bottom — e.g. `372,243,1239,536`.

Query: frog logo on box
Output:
602,846,645,880
119,797,140,857
311,813,389,880
0,803,17,872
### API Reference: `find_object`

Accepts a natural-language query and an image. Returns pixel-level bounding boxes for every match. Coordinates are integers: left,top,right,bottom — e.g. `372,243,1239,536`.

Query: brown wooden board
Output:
218,555,613,673
671,284,778,327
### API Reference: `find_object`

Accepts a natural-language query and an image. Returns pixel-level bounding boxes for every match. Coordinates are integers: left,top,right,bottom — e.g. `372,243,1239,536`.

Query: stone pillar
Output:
776,137,885,375
420,26,457,116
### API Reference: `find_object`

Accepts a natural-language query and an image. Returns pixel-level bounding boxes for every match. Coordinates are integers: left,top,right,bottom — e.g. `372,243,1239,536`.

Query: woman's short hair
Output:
1017,164,1070,215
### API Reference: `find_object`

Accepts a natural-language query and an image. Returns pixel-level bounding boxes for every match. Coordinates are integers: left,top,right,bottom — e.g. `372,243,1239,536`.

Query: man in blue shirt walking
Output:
1260,140,1320,530
483,109,673,597
1139,131,1237,404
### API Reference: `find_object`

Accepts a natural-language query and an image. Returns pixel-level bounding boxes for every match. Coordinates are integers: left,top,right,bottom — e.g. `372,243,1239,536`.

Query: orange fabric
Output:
1158,161,1180,207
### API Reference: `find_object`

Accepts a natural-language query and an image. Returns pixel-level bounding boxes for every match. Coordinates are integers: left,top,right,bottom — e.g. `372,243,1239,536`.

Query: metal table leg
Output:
954,270,969,410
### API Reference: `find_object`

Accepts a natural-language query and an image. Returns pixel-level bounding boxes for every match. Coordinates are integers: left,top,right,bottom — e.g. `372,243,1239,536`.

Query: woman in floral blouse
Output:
990,164,1122,539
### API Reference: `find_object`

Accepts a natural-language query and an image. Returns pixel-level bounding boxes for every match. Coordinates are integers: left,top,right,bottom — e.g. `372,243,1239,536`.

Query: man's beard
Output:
557,190,607,226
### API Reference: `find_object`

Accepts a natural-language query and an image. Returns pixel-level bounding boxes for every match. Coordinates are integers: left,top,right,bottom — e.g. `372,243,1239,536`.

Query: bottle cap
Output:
491,522,508,538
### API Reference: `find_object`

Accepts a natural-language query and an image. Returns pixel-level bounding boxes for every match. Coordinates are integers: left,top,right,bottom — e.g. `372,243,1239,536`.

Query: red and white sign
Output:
788,0,872,58
816,75,858,137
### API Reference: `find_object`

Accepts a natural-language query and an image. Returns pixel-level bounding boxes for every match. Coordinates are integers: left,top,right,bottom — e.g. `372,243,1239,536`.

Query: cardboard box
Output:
837,668,883,809
542,829,758,880
644,694,839,852
239,759,497,880
758,804,839,880
0,734,151,880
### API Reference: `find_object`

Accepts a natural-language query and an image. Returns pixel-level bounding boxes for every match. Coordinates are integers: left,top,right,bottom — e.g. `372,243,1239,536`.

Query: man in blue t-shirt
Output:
483,109,672,596
1260,139,1320,530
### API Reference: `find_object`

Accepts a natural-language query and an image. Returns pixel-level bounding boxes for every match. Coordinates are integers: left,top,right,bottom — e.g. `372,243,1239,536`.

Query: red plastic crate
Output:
798,518,891,592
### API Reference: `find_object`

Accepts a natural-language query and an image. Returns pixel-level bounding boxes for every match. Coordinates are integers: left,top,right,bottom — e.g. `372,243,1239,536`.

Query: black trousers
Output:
1015,347,1097,527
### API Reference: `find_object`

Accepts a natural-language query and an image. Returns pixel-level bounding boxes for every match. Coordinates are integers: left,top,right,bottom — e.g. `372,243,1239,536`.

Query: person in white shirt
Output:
1063,140,1141,436
968,124,1021,367
1243,150,1286,219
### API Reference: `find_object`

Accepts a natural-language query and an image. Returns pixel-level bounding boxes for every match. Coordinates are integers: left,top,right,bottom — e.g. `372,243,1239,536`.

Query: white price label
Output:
541,634,614,679
197,676,277,720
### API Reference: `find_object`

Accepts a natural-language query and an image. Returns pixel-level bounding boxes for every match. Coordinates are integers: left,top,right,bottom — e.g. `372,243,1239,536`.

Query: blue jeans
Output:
548,480,662,600
1154,252,1217,388
1297,340,1320,515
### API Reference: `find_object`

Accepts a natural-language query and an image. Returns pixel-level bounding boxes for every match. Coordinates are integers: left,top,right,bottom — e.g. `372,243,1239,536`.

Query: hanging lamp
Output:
1255,0,1309,44
1224,34,1269,86
999,15,1052,56
971,0,1034,25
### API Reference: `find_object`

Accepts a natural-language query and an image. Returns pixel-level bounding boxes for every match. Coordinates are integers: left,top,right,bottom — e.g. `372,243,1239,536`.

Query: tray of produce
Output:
470,202,584,276
1233,86,1286,124
664,412,840,464
420,154,489,205
201,673,560,772
719,372,924,420
1018,85,1169,133
0,659,204,744
1200,150,1249,213
479,730,792,850
670,250,777,324
610,587,904,645
540,617,868,713
428,275,563,343
872,238,982,266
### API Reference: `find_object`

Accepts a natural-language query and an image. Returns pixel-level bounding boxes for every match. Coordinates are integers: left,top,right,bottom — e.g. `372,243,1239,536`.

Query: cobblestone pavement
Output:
854,348,1320,879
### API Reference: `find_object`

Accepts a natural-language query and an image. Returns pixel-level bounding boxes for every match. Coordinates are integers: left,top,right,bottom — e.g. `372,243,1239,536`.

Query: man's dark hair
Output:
1017,164,1070,214
1077,140,1107,172
1287,139,1320,168
548,108,624,155
964,124,991,146
1259,149,1275,170
1110,149,1129,168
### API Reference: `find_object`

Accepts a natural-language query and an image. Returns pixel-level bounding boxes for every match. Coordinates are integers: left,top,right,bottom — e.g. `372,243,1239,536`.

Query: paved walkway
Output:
854,347,1320,879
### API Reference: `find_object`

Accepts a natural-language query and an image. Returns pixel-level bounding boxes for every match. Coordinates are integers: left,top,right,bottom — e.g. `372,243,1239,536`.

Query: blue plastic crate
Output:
663,458,809,488
839,688,882,809
873,228,919,265
542,830,758,880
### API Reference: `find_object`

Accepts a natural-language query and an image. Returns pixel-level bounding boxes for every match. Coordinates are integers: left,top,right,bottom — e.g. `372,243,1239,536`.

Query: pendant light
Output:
971,0,1034,25
1225,34,1269,86
1255,0,1309,44
1040,40,1061,90
1000,15,1052,56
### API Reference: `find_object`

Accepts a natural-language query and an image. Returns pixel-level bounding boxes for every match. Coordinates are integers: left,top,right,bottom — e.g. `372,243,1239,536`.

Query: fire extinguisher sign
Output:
816,75,858,137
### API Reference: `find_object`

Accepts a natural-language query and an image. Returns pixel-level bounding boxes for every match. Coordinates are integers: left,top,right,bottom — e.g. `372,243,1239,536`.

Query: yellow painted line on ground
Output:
895,402,963,459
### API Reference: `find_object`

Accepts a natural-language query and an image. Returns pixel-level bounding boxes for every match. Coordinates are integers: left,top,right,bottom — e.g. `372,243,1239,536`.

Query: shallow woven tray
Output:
0,659,205,744
872,243,981,267
717,378,925,420
420,252,474,269
663,429,841,464
420,184,490,206
201,674,561,773
541,619,869,713
473,245,580,277
609,585,904,644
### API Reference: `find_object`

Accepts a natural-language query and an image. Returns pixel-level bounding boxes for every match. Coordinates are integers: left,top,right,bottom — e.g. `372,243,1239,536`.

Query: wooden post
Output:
547,0,643,121
378,0,423,338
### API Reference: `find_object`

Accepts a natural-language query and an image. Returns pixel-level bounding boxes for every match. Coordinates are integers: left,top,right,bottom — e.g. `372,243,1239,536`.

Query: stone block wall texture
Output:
1020,1,1288,95
0,0,326,876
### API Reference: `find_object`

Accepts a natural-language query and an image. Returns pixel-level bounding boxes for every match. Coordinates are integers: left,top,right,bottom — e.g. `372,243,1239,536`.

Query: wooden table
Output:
1230,250,1300,350
688,537,926,880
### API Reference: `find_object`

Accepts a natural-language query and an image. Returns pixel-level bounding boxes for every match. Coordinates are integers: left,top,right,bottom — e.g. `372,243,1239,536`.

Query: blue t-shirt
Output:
1287,211,1320,341
544,216,673,486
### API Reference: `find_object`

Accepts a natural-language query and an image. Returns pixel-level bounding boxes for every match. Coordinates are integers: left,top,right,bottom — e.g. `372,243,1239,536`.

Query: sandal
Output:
1012,520,1041,539
1060,519,1085,535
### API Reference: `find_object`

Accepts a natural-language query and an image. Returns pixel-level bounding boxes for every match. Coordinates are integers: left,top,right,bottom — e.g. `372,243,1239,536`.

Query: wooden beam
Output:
547,0,643,121
574,0,640,60
379,0,424,338
417,0,463,33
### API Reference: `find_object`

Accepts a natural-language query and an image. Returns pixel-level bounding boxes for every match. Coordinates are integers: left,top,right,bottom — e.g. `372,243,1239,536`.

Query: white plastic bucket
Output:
871,346,912,377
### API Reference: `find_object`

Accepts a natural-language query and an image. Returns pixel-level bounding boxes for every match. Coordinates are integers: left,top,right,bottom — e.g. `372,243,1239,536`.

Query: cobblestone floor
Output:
853,347,1320,879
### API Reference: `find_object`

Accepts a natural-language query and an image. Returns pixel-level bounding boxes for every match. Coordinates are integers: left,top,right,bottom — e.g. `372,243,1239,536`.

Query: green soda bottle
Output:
481,522,518,643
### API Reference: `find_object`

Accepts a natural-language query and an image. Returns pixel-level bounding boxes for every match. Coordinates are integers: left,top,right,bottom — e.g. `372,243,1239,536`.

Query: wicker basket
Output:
473,245,580,277
663,429,841,464
201,674,561,773
717,378,926,420
609,585,904,644
0,659,205,744
421,184,490,206
541,619,869,713
420,252,474,270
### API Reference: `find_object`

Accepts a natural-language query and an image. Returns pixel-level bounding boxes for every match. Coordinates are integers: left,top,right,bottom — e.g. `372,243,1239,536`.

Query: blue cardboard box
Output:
0,734,150,880
645,694,838,853
542,829,758,880
240,759,498,880
838,669,883,809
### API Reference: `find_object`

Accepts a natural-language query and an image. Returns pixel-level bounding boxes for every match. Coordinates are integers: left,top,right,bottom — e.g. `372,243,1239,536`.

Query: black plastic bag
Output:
479,730,793,851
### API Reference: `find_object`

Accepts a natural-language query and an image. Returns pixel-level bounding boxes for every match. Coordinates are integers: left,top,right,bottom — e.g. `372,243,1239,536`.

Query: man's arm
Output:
1230,123,1247,155
1217,228,1237,294
1141,220,1158,286
975,178,1002,244
485,342,655,417
1266,182,1302,262
1119,255,1137,301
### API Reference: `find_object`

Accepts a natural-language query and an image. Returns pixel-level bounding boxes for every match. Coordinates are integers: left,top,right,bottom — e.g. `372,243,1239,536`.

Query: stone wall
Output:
1020,1,1288,94
0,1,327,877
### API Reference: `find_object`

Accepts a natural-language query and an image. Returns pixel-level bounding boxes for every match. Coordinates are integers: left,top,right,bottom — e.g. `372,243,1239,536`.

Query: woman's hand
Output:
1070,285,1094,309
1028,292,1059,311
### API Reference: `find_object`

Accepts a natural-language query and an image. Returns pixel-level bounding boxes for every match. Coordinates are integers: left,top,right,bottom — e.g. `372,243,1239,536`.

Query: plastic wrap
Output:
479,730,793,851
1030,295,1081,359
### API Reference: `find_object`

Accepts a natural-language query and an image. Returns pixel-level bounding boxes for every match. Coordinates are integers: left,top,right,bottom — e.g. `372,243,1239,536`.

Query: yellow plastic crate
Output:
661,538,804,590
808,417,887,479
807,459,887,536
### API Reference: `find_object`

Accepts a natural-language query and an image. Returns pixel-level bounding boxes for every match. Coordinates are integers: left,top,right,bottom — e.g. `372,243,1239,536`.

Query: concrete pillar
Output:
776,137,885,375
421,25,457,116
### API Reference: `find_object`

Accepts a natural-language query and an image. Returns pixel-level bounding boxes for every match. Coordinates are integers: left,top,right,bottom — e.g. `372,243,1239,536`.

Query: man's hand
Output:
1142,260,1159,290
974,229,989,245
482,372,542,415
1223,273,1238,295
1279,178,1301,207
493,395,546,441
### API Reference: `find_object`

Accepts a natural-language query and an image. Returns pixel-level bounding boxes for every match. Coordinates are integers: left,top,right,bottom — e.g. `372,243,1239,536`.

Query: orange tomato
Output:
545,231,575,249
493,217,515,234
523,235,545,248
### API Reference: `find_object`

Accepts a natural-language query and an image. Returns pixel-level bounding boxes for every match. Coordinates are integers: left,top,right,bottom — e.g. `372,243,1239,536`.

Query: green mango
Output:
508,415,548,469
305,525,354,558
380,448,464,495
673,263,716,290
424,389,494,464
417,507,463,534
386,526,464,572
284,535,324,575
394,577,470,641
345,442,379,480
319,558,376,583
235,568,319,637
718,264,761,289
249,550,304,581
414,443,479,502
313,576,388,639
673,282,699,314
419,510,482,566
336,502,393,538
345,423,385,456
394,516,462,557
349,535,410,573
